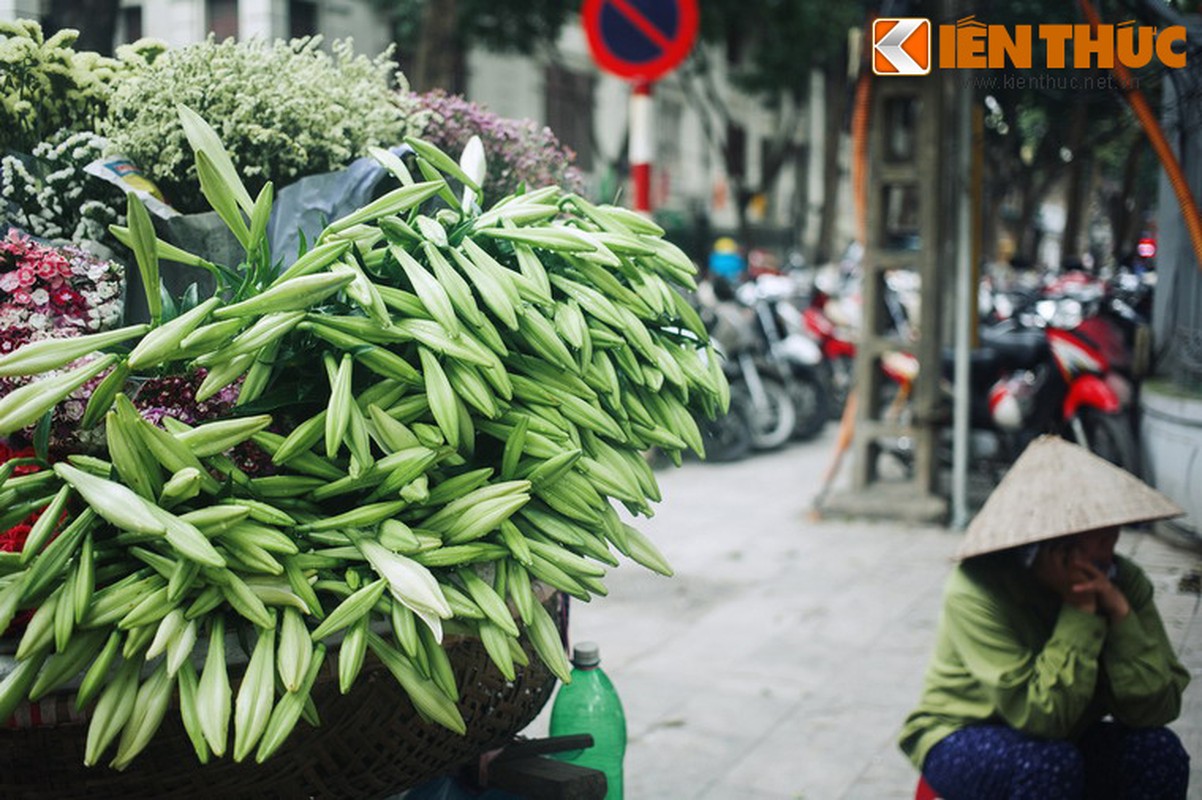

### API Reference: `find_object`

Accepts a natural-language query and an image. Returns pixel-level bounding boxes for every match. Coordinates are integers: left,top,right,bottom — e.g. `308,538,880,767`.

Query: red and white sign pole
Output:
581,0,696,214
629,81,654,213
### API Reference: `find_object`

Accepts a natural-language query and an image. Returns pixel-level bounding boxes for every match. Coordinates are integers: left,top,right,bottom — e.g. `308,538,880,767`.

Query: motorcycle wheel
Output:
789,369,829,441
1074,408,1140,476
698,398,754,463
748,378,797,451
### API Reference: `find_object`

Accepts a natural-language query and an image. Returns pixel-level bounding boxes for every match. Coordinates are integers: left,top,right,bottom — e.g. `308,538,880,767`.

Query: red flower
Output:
0,443,39,475
50,286,80,308
0,523,32,553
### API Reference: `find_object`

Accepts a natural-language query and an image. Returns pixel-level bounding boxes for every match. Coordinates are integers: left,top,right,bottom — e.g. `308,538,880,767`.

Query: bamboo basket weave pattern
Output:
0,595,565,800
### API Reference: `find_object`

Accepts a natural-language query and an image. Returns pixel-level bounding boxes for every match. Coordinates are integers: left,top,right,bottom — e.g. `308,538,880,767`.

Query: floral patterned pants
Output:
922,721,1189,800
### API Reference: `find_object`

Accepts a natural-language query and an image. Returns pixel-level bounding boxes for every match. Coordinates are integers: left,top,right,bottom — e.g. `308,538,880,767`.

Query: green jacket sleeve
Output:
1100,559,1191,727
945,578,1107,739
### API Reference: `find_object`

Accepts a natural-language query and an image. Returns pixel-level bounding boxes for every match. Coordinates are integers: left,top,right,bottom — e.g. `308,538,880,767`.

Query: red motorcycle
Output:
802,289,859,419
881,288,1139,479
958,286,1139,474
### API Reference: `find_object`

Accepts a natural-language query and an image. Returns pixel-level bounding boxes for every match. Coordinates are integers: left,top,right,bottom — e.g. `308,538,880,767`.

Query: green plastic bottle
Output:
548,641,627,799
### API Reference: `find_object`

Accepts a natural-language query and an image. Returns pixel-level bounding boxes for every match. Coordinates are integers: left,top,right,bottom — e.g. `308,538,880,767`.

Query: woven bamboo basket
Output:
0,594,566,800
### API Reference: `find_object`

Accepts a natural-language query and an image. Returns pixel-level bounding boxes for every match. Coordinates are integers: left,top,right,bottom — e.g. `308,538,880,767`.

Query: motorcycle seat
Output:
941,347,1003,390
978,327,1049,370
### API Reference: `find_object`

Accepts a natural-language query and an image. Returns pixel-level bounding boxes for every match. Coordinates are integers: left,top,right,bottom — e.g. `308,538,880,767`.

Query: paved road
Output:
524,428,1202,799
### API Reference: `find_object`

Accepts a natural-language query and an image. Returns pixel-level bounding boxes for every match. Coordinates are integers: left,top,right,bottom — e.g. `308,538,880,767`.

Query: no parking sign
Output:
581,0,698,211
582,0,699,82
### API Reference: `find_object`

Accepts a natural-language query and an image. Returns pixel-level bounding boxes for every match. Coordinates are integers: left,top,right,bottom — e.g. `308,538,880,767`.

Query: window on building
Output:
207,0,239,40
725,26,744,67
118,6,143,44
544,64,594,172
289,0,318,39
657,98,682,167
762,134,789,188
725,122,746,180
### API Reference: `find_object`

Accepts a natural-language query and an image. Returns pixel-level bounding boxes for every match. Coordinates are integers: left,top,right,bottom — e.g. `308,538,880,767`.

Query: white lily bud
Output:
359,538,452,637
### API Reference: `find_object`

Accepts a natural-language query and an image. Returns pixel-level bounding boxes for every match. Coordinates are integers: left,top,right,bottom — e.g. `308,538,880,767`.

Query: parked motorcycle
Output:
1092,267,1155,380
897,285,1142,477
802,287,858,420
694,338,755,463
738,276,830,441
801,268,917,423
703,288,797,451
884,273,1144,480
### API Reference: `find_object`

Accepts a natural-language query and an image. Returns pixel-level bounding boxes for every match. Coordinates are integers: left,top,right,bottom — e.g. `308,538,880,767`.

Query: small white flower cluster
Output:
0,20,158,154
104,35,430,214
1,130,126,246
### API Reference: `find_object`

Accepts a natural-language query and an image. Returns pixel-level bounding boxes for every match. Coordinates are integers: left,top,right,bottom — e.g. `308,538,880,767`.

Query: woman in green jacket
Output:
899,436,1191,799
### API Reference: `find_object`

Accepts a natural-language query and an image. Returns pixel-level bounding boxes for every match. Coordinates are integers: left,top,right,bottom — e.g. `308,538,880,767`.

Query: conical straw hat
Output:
956,435,1183,559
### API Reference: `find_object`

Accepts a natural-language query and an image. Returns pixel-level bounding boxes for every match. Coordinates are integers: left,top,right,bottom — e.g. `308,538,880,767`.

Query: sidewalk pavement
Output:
522,429,1202,799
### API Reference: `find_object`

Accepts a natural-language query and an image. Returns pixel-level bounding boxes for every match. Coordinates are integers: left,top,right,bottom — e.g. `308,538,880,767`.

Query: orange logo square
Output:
872,18,931,76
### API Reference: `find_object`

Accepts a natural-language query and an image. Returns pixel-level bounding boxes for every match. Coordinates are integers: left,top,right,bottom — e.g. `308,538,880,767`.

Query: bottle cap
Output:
572,641,601,667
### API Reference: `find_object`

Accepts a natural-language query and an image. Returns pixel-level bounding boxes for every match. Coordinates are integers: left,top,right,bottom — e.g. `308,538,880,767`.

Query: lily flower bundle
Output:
0,106,729,769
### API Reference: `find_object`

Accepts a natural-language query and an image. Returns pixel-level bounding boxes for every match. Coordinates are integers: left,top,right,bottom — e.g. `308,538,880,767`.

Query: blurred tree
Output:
671,0,864,253
981,69,1145,265
367,0,573,93
1098,130,1156,261
975,0,1168,267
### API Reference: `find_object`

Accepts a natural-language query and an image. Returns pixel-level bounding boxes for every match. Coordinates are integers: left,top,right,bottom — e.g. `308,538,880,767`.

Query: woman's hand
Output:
1071,557,1131,623
1033,532,1130,622
1034,542,1098,614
